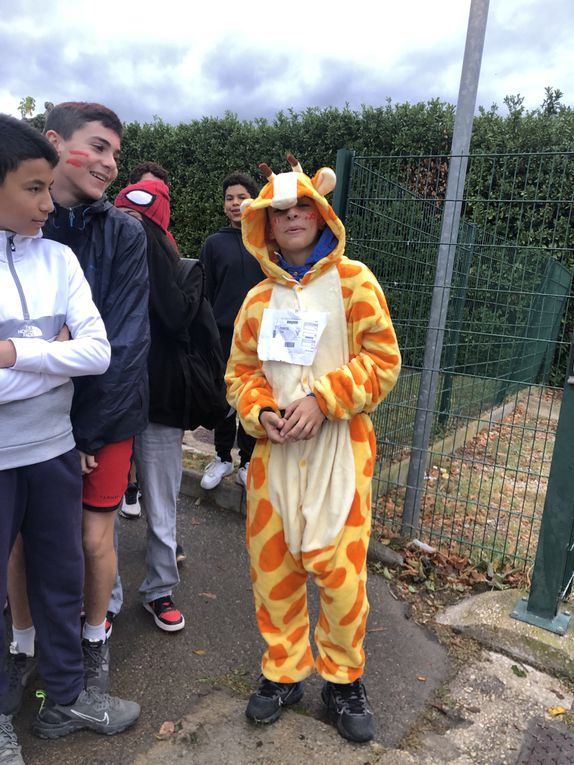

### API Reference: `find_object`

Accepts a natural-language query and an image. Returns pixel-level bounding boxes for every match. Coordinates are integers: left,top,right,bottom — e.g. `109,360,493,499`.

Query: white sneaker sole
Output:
143,601,185,632
119,498,141,519
200,467,234,490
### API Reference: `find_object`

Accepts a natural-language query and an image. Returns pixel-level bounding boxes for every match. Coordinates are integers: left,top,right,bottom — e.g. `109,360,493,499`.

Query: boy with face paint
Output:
6,103,150,702
0,114,139,762
225,156,401,743
199,172,263,491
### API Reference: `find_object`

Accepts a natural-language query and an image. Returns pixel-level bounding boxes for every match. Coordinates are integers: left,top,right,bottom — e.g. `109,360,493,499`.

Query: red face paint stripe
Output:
65,159,82,167
69,150,89,156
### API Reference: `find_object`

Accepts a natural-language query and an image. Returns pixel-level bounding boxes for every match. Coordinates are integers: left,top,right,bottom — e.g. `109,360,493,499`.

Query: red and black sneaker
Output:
143,597,185,632
105,611,116,641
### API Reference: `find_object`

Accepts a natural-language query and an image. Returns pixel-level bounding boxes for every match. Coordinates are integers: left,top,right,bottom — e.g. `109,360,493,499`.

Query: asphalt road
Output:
10,492,449,765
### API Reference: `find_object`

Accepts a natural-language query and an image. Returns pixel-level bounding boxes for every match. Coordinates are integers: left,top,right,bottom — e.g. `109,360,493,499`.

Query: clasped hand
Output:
260,396,325,444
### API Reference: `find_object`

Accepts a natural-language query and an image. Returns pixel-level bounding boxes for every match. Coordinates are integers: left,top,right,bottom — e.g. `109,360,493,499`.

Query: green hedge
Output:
104,100,574,266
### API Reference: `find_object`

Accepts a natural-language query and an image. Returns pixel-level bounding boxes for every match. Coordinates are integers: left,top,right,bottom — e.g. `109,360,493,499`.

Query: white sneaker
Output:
0,714,24,765
200,457,234,490
236,462,250,489
119,482,141,519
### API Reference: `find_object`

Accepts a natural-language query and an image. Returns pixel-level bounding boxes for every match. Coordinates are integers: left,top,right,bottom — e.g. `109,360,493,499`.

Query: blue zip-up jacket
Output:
43,196,150,455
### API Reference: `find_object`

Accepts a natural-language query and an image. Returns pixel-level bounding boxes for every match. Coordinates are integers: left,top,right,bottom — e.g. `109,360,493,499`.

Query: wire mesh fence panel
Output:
343,152,574,568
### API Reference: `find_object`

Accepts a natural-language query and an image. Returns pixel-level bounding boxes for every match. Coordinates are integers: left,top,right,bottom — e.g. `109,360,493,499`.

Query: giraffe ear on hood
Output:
312,167,336,197
240,197,253,215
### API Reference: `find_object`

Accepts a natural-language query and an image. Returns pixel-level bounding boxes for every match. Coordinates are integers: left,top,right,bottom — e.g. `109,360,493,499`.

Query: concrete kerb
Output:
179,467,404,570
436,588,574,683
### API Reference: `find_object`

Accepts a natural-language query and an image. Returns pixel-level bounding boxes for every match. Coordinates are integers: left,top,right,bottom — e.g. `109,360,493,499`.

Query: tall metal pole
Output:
401,0,490,536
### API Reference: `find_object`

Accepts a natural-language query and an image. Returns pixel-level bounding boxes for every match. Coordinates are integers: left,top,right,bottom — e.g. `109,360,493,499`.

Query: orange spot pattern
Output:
250,458,267,491
249,498,273,537
259,531,288,573
320,567,347,589
270,571,306,600
256,604,280,634
286,625,308,645
340,579,366,626
346,491,366,527
283,594,307,625
346,540,366,576
349,416,369,443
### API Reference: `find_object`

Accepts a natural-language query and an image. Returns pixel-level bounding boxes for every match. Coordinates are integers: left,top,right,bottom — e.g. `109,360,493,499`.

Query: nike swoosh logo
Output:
70,710,110,724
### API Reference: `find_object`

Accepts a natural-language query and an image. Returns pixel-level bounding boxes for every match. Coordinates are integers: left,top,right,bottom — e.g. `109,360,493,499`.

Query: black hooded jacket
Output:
140,217,204,427
43,197,150,454
199,226,263,356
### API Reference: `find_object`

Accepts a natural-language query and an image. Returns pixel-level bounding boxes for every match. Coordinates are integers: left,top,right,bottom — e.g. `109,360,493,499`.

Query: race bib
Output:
258,309,328,366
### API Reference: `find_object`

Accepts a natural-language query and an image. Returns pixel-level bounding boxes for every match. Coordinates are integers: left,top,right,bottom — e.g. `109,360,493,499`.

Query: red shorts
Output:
82,438,134,512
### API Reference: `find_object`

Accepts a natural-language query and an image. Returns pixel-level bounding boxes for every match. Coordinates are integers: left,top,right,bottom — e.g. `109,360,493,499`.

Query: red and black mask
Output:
114,179,171,234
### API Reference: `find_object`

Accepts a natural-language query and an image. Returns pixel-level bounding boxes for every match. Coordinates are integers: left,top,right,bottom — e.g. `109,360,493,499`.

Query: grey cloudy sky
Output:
1,0,572,124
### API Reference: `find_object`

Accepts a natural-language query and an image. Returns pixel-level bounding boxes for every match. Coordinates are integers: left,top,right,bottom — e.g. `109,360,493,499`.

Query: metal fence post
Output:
402,0,490,536
333,148,354,224
511,339,574,633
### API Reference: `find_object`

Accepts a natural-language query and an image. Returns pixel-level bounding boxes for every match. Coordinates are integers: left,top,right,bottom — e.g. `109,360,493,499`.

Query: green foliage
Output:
111,99,459,255
18,96,36,118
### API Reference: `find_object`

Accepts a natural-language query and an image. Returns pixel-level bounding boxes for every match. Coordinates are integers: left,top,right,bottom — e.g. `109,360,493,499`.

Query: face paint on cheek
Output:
69,150,89,157
65,159,83,168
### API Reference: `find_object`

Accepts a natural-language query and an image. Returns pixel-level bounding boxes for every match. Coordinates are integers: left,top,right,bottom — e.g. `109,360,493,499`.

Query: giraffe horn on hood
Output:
286,153,303,173
258,162,275,180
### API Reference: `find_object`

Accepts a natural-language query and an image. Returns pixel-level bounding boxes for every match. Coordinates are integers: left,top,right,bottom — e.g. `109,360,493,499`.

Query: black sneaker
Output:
3,651,36,717
245,676,304,724
31,688,140,739
82,639,110,692
321,679,374,742
0,714,24,765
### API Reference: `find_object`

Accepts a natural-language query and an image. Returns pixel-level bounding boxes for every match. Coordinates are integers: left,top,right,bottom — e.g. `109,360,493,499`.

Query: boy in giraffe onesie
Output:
225,156,401,743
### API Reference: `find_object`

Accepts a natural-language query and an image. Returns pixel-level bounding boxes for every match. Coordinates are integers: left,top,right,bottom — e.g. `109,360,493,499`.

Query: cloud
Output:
0,0,572,124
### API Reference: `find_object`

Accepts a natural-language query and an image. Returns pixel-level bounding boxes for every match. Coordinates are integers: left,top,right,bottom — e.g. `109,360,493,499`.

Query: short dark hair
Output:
223,172,258,200
44,101,123,140
0,114,58,184
129,161,169,185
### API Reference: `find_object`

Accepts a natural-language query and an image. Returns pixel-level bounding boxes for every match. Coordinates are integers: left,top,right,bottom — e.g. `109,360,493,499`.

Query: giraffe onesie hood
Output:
226,159,401,684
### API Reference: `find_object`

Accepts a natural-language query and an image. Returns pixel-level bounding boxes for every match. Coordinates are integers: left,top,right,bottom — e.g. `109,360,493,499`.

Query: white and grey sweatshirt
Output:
0,229,111,469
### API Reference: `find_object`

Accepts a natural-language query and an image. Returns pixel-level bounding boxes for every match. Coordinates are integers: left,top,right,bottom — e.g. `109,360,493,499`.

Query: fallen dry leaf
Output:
547,705,568,717
417,676,427,682
193,648,207,655
199,592,217,599
156,720,175,740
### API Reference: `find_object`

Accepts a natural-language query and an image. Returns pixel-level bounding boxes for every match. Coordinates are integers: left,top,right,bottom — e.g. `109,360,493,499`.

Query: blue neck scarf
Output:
277,228,338,282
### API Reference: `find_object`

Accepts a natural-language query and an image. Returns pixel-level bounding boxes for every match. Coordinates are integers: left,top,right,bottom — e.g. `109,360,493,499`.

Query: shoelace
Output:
78,687,119,711
83,641,105,673
332,681,369,715
0,715,20,750
7,653,27,690
155,598,177,614
257,679,290,699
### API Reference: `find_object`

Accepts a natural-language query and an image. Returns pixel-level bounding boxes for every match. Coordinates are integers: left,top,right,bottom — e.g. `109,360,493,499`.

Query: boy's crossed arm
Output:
0,325,70,368
0,328,73,404
0,340,16,368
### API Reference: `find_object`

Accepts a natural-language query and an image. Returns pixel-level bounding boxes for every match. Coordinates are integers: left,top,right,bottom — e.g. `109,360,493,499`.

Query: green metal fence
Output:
337,150,574,568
